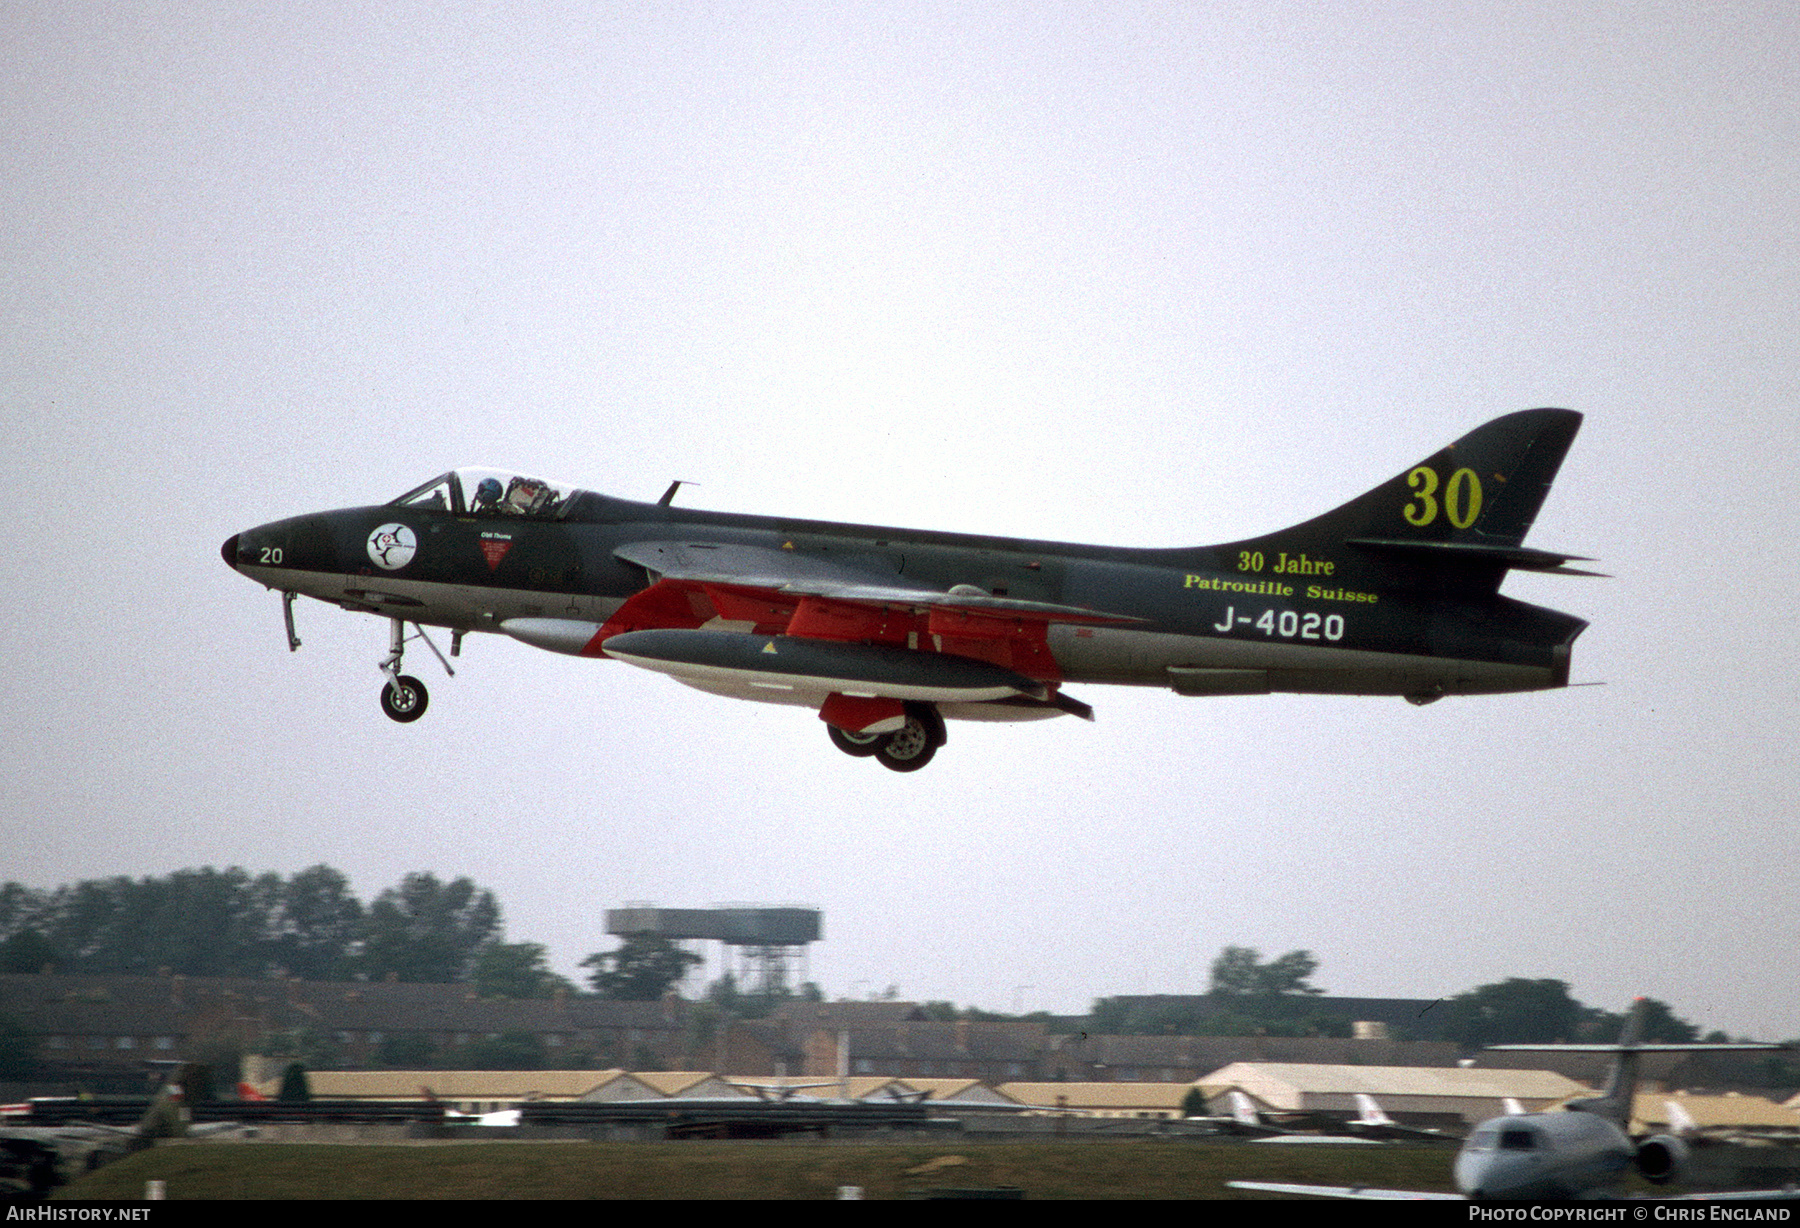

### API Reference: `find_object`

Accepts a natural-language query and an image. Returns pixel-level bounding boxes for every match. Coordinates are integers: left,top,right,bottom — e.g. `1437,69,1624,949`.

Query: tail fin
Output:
1580,997,1649,1125
136,1062,209,1140
1486,999,1787,1132
1664,1098,1699,1135
1218,408,1594,589
1229,1089,1264,1127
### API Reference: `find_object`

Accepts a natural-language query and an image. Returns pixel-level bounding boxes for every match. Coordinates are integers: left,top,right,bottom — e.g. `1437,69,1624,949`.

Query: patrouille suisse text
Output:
1185,575,1294,596
1185,575,1379,604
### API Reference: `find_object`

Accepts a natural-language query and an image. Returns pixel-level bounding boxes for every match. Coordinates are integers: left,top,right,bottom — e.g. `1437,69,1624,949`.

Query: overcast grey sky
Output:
4,3,1797,1039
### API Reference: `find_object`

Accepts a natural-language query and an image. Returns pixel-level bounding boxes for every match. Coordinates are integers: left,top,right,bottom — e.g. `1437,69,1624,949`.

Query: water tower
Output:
605,905,822,996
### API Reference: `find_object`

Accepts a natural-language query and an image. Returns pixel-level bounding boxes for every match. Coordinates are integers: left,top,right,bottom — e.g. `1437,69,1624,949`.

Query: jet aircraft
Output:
1229,1002,1795,1201
1345,1093,1462,1142
1182,1089,1304,1138
222,409,1593,770
0,1065,222,1198
1180,1089,1380,1141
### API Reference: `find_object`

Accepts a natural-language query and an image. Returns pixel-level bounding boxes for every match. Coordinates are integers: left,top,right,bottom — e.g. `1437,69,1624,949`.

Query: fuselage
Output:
223,473,1583,709
1454,1112,1634,1200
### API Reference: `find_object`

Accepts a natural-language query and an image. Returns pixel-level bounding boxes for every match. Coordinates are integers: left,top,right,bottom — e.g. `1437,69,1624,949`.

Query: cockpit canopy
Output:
390,469,583,519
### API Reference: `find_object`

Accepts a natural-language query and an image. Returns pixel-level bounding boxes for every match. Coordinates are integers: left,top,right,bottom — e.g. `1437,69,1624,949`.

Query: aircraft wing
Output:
1228,1180,1800,1203
611,540,1145,625
1228,1181,1463,1200
504,540,1143,732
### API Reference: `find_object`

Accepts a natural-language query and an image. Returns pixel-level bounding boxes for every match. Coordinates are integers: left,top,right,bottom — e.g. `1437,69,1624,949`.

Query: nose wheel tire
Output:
380,675,429,723
874,703,945,773
828,725,884,758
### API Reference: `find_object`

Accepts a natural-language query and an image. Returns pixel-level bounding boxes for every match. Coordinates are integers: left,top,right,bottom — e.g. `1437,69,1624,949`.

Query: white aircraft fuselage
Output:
1453,1111,1634,1200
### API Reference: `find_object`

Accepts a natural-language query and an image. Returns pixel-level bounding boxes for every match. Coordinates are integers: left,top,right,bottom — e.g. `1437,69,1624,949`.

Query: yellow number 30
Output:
1404,466,1482,529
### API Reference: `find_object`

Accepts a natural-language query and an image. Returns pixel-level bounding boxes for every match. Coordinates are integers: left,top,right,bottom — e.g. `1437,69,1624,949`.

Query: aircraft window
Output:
1499,1128,1539,1151
1468,1129,1498,1151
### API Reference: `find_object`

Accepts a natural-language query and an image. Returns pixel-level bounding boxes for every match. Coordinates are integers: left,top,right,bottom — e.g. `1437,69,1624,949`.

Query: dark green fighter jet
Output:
222,408,1593,772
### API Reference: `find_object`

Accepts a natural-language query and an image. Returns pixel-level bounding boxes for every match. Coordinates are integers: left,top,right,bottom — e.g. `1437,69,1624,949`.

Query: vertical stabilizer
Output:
1486,1001,1786,1132
1574,998,1649,1128
1211,408,1591,591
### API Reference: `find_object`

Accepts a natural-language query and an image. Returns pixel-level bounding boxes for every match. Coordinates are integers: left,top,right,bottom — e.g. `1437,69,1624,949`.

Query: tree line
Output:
0,867,603,998
0,867,513,985
1086,945,1733,1048
0,868,833,1008
0,872,1764,1052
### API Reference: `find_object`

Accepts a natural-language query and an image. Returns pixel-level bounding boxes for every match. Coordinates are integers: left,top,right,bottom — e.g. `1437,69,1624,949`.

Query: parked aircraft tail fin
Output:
1665,1098,1699,1136
1570,997,1649,1127
1487,999,1789,1132
136,1062,210,1140
1229,1090,1264,1127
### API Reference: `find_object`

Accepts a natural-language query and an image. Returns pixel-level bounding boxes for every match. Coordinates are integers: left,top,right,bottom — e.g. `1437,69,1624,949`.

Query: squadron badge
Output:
366,523,417,570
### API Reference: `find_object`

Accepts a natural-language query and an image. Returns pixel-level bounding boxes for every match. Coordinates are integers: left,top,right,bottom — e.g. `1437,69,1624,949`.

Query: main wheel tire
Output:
828,725,884,757
911,700,946,749
380,675,429,722
875,709,939,772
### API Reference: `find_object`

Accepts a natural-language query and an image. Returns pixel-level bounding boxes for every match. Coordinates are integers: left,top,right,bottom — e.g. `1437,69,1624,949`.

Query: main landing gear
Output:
378,617,456,724
828,702,946,773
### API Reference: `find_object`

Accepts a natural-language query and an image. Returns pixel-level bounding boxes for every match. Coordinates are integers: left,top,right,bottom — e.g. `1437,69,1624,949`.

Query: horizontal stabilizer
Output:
1346,537,1606,576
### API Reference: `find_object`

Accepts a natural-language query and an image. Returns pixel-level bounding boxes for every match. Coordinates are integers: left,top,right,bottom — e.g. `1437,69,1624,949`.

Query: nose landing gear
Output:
378,618,455,723
380,674,429,722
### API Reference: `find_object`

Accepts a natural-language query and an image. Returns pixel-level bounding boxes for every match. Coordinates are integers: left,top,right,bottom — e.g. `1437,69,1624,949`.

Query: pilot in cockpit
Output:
471,477,506,514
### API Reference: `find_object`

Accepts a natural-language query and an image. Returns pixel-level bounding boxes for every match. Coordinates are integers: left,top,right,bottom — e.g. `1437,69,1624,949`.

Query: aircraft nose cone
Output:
221,533,240,571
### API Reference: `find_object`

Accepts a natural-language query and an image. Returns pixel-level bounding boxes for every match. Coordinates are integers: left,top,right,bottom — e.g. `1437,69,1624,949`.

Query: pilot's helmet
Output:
474,477,503,507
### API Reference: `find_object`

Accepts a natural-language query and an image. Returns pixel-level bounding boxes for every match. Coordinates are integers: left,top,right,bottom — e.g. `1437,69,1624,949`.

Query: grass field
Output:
56,1139,1463,1200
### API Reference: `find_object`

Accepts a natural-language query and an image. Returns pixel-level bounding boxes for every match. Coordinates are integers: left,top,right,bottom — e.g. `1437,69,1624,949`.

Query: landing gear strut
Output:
826,702,946,772
378,618,453,723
